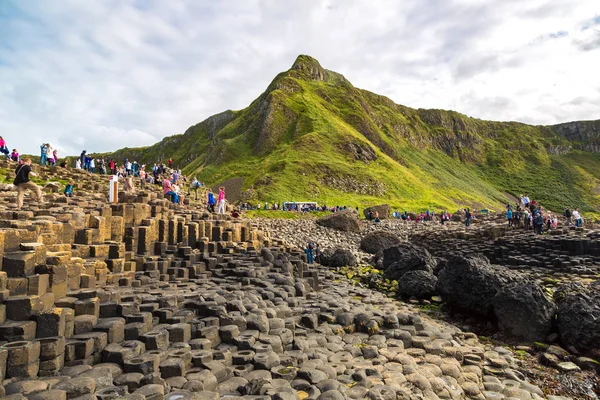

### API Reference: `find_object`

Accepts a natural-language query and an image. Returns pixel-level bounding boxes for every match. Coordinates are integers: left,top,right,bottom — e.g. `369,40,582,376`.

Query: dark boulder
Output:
320,248,357,268
436,253,517,317
451,209,465,222
360,231,402,254
382,243,436,281
492,281,556,341
363,204,391,219
397,270,438,299
554,281,600,353
316,210,362,232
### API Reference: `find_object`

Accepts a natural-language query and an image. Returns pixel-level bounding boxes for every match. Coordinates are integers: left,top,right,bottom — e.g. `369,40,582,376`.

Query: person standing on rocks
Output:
192,177,202,200
45,144,54,166
80,150,86,168
207,189,216,212
217,186,226,214
168,158,173,168
564,207,572,226
305,241,315,264
506,208,513,227
14,158,43,210
40,143,48,165
465,208,471,227
139,168,146,190
534,212,544,234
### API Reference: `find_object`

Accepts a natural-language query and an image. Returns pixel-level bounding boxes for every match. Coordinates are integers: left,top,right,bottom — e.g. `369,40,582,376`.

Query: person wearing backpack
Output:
14,158,43,210
192,178,203,200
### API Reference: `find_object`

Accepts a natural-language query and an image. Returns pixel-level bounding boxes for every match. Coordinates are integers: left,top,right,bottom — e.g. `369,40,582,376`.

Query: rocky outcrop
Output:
492,281,556,341
551,120,600,153
382,243,436,281
320,248,357,268
363,204,391,219
316,210,362,232
359,231,402,254
438,254,556,341
437,254,504,317
554,281,600,353
397,270,438,299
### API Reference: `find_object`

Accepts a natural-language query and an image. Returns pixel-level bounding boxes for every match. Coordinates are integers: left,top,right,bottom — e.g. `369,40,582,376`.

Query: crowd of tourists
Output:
503,194,584,234
5,144,589,228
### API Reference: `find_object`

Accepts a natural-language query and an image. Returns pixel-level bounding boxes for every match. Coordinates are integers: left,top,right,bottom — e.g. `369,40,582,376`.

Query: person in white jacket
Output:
46,145,54,166
572,208,583,227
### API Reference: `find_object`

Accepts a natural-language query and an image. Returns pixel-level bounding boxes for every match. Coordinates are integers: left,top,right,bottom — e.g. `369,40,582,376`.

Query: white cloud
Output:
0,0,599,156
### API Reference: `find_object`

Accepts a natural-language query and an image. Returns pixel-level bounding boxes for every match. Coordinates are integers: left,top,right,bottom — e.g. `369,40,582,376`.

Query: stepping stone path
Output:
0,160,573,399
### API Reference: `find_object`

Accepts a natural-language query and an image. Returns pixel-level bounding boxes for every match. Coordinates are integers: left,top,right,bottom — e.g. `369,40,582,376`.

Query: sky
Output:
1,0,599,156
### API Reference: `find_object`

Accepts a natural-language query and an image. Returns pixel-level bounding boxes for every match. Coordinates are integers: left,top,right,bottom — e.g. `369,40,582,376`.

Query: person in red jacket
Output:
168,158,173,168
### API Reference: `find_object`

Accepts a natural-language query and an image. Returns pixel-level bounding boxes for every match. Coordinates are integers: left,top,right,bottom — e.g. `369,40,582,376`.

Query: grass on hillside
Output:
98,60,600,219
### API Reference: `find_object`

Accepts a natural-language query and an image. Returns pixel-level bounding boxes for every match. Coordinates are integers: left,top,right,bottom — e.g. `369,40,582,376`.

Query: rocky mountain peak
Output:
290,54,328,81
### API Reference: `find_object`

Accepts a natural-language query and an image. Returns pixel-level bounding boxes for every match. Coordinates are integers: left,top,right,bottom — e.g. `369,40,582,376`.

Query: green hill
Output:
106,55,600,216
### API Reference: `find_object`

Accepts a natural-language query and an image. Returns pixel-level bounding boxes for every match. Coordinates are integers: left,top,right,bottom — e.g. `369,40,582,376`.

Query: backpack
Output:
194,181,200,189
13,165,26,186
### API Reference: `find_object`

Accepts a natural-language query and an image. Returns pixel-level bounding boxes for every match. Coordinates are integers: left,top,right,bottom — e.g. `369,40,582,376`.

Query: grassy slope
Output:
104,56,600,218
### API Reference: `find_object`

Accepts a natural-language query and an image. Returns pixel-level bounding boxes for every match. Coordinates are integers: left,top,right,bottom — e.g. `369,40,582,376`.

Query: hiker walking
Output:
192,177,202,200
465,208,471,227
217,186,226,214
14,158,43,210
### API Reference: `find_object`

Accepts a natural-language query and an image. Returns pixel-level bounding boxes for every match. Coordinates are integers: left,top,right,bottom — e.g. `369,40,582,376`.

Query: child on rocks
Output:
64,181,74,197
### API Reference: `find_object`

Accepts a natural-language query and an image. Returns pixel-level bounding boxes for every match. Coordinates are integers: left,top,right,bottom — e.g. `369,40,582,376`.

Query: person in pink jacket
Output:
217,186,226,214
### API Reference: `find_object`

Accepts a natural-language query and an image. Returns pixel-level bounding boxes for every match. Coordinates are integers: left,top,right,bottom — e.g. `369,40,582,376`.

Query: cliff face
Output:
107,55,600,213
551,121,600,152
